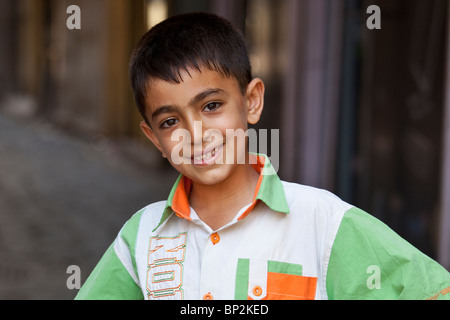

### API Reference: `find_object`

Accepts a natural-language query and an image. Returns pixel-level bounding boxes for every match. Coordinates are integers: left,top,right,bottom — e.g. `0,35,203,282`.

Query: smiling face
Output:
140,68,264,186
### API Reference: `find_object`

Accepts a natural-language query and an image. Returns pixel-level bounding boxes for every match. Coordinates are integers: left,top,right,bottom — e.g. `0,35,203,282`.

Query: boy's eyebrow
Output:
151,105,177,121
189,88,226,106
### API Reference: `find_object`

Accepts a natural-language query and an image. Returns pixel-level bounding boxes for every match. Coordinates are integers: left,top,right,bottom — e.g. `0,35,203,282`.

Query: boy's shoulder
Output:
119,179,354,239
120,200,168,238
139,200,168,215
280,180,353,215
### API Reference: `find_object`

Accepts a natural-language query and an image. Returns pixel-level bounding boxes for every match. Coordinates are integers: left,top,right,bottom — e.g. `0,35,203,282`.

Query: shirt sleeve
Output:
75,209,146,300
326,207,450,300
75,242,144,300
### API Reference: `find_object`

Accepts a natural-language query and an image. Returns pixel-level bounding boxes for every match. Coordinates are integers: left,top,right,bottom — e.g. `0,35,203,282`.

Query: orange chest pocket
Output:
235,259,317,300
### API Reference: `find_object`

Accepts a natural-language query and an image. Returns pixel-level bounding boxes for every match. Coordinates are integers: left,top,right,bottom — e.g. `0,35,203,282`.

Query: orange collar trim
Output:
153,154,289,231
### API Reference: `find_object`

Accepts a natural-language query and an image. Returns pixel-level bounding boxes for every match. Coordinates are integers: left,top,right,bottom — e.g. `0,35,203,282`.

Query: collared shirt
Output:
76,154,450,300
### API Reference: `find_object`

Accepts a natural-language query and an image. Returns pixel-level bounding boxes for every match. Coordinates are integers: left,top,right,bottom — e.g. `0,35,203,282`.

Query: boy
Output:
76,12,450,300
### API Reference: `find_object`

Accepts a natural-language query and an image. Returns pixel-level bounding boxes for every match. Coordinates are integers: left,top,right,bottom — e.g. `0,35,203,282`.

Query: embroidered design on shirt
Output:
147,232,187,299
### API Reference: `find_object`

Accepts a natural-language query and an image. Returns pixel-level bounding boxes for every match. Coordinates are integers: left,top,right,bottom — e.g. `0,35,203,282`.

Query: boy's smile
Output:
187,141,224,166
140,67,264,187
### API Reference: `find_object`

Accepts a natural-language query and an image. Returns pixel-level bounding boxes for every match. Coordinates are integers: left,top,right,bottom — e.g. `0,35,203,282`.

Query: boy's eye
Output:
160,118,179,128
203,102,222,112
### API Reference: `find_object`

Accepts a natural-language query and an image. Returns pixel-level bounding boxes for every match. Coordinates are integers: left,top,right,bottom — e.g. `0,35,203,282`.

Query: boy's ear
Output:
140,121,167,158
246,78,265,125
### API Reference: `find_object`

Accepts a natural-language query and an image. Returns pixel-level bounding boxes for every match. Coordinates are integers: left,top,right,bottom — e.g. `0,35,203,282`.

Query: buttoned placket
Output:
199,232,219,300
190,204,252,300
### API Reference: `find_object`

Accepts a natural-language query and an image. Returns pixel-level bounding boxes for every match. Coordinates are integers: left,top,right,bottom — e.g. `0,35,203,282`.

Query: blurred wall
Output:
1,0,449,268
357,0,447,260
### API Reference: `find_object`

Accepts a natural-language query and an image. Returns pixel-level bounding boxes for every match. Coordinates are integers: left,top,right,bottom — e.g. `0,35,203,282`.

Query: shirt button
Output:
203,292,213,300
253,286,263,297
210,233,220,245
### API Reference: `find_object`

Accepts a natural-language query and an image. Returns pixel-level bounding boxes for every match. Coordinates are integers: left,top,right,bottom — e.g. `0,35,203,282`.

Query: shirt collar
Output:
153,153,290,232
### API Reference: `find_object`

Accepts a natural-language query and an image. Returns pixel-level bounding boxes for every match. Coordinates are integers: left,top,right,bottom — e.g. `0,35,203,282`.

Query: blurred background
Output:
0,0,449,299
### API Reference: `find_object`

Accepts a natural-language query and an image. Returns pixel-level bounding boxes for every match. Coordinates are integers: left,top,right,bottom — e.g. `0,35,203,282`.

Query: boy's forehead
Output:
144,68,241,109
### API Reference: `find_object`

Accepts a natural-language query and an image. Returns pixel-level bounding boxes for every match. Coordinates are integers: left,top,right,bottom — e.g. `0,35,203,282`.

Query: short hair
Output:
129,12,252,124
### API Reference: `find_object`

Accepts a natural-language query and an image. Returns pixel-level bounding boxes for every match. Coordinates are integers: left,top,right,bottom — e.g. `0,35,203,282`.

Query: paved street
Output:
0,109,178,299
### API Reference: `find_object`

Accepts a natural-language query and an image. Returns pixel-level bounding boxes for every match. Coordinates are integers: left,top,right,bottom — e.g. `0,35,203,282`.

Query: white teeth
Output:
194,147,218,162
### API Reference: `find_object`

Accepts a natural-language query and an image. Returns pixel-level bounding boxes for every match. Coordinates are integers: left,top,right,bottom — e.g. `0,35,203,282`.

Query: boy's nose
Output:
185,120,204,147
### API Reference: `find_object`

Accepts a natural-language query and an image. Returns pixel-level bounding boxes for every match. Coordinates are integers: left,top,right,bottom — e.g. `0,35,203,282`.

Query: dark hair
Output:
129,12,252,124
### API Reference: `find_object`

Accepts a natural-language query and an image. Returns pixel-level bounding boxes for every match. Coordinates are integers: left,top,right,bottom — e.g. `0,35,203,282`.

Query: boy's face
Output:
140,67,264,186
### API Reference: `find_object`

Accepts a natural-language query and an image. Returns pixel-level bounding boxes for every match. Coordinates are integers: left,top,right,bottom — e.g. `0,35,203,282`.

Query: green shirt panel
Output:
75,243,144,300
326,207,450,300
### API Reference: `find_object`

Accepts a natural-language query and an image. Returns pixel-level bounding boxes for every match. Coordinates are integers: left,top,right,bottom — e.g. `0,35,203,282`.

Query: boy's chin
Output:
177,163,236,186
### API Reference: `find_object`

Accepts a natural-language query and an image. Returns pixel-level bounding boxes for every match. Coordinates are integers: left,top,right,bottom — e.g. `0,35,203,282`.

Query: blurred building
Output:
1,0,449,270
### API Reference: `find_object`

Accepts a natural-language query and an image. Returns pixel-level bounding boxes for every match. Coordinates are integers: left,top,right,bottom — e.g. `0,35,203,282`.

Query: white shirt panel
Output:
132,181,352,300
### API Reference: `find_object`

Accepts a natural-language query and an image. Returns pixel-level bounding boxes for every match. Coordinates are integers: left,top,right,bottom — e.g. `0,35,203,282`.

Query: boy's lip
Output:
191,144,220,158
185,144,224,165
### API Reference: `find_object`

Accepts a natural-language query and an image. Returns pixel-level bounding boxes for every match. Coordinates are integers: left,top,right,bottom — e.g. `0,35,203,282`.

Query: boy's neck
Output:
188,162,260,231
